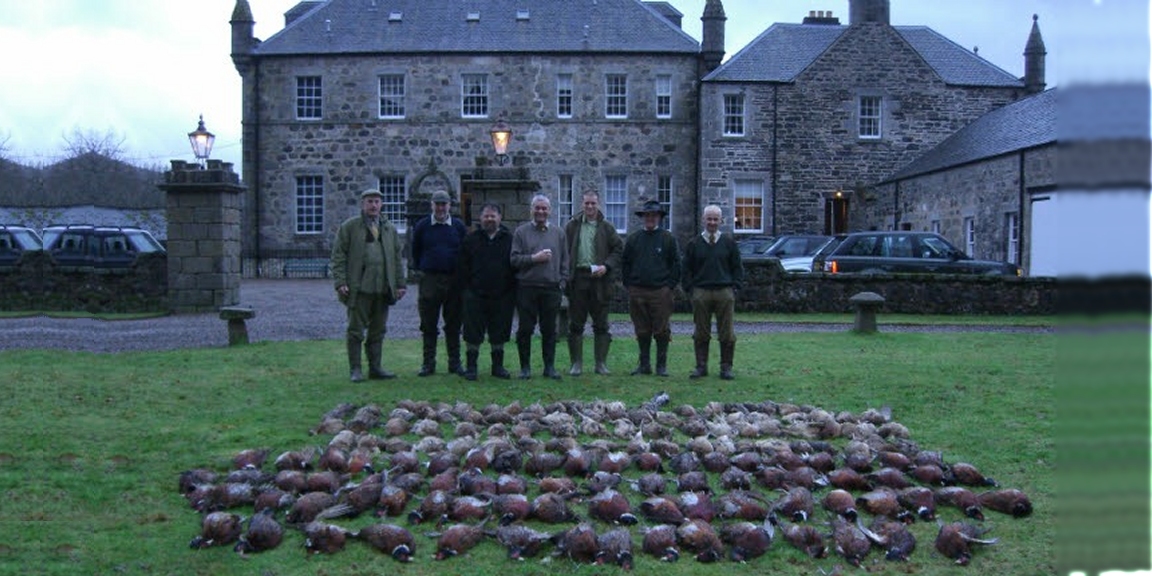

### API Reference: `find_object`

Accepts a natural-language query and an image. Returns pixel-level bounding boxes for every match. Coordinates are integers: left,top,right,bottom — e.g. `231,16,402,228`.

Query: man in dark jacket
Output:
410,189,468,376
331,188,407,382
564,190,623,376
457,203,516,381
621,200,680,377
682,205,744,380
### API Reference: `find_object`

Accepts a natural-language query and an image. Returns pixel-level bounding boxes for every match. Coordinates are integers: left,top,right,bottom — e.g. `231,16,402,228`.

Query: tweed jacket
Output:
331,214,405,304
564,211,623,301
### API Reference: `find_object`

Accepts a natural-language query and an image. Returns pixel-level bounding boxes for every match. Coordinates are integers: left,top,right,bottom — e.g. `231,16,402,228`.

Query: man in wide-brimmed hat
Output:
620,199,681,376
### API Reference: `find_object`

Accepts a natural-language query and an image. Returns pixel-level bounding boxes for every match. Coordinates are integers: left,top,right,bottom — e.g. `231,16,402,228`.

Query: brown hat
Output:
634,200,667,217
359,188,383,199
431,190,451,204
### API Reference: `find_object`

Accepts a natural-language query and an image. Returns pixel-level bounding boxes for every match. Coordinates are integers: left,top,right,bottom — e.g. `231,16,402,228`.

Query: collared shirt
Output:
432,216,451,226
702,230,721,244
576,214,597,268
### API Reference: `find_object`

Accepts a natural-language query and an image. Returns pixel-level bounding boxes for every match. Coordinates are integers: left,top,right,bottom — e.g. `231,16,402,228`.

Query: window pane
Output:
379,74,405,118
461,74,488,117
557,74,573,118
963,217,976,257
733,180,763,232
657,175,673,231
556,175,574,225
606,74,627,118
859,96,881,139
379,175,407,231
723,94,744,136
295,176,324,234
656,75,672,118
296,76,322,120
603,175,628,230
1006,212,1019,264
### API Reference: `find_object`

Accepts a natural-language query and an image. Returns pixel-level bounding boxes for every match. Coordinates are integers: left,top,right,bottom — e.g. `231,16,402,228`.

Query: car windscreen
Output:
920,235,962,259
767,236,829,257
125,230,164,253
11,229,42,249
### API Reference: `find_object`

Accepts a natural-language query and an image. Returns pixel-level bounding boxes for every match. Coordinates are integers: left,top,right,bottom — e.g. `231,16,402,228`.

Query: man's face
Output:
532,200,551,225
362,196,382,217
432,200,450,220
703,211,721,234
480,207,501,233
642,212,662,230
582,195,599,220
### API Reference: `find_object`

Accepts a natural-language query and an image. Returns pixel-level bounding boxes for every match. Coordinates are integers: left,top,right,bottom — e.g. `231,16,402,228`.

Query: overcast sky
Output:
0,0,1144,172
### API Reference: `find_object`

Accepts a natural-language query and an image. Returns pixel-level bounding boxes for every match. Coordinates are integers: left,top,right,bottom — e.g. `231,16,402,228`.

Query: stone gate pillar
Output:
160,159,246,313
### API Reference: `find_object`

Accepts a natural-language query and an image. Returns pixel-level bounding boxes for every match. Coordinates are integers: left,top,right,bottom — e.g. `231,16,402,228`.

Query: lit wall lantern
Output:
188,114,216,167
489,115,512,166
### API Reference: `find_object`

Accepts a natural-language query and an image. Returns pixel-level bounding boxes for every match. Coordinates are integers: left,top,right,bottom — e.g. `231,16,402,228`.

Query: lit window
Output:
606,74,628,118
656,75,672,119
557,74,573,118
859,95,882,139
295,176,324,234
657,176,673,231
556,174,575,225
379,74,405,119
296,76,322,120
603,175,628,231
723,94,744,136
1006,212,1019,264
461,74,488,118
379,175,408,232
734,180,764,233
963,217,976,257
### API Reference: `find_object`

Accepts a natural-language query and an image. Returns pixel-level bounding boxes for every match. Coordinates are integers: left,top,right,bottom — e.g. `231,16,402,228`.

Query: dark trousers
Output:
567,271,611,336
418,272,462,341
516,284,562,365
627,285,673,341
346,291,390,345
463,289,514,346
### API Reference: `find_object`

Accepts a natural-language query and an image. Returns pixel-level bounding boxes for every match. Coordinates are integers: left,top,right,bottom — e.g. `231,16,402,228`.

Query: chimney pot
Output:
809,10,816,17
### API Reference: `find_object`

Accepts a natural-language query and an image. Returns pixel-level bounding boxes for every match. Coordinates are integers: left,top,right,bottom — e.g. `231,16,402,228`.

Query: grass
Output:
0,332,1054,575
613,312,1055,327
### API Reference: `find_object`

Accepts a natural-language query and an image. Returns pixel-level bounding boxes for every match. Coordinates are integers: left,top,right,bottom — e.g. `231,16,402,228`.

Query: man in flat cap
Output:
331,188,407,382
410,189,468,377
621,200,681,377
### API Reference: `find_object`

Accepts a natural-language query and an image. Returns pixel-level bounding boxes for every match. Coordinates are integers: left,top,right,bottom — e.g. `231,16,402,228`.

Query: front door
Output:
824,197,849,235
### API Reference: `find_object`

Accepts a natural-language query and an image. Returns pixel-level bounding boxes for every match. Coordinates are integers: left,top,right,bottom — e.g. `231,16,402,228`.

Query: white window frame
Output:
378,175,408,233
603,175,628,232
296,76,323,120
556,174,575,225
295,175,324,234
930,220,941,234
656,75,672,119
461,74,489,118
557,74,573,119
859,95,882,139
963,217,976,257
657,175,673,231
605,74,628,119
1006,212,1019,264
733,179,765,234
378,74,405,119
723,94,744,137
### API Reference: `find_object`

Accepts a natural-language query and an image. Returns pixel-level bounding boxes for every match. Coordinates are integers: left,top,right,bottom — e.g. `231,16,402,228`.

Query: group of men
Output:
331,187,744,383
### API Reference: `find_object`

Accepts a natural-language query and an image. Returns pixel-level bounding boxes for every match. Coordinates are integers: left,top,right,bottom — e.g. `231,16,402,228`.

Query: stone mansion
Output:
230,0,1051,272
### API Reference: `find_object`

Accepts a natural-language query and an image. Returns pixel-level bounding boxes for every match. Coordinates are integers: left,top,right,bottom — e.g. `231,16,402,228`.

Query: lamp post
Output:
489,114,512,166
188,114,216,168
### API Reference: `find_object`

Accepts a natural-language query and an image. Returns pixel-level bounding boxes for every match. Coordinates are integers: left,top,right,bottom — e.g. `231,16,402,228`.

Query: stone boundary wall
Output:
0,252,167,313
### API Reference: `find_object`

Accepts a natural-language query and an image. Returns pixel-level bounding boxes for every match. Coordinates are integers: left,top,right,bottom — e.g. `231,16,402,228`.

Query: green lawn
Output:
0,332,1054,575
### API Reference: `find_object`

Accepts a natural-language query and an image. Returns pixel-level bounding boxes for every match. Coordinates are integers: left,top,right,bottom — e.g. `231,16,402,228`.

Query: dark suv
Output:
815,231,1021,277
42,225,165,268
0,225,43,266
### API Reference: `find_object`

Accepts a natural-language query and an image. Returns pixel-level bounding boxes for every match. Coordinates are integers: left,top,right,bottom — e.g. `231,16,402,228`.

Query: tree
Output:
61,128,127,160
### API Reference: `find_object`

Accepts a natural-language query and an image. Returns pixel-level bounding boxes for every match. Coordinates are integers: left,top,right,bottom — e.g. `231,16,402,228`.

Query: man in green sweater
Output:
564,190,623,376
621,200,681,377
682,205,744,380
331,189,407,382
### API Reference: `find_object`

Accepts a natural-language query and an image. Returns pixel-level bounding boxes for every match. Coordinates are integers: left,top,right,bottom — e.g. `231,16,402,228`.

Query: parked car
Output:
761,235,837,273
42,225,166,268
736,235,777,260
814,231,1022,276
0,225,43,266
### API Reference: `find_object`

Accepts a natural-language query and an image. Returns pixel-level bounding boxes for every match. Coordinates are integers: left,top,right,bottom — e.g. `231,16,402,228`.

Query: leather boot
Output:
347,338,364,382
491,348,511,379
719,341,735,380
367,339,396,380
464,349,479,381
689,339,710,379
593,333,611,375
517,335,532,379
567,334,583,376
447,335,464,376
418,334,437,376
654,338,670,377
631,336,652,376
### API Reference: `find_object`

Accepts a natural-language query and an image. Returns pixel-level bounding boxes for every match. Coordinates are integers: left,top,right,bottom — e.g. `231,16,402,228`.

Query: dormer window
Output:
388,11,402,22
516,9,530,21
466,12,480,22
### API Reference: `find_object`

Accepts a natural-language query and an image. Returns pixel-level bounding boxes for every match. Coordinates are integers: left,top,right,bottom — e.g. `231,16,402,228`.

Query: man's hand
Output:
590,264,607,277
337,284,350,296
532,248,553,263
396,287,407,300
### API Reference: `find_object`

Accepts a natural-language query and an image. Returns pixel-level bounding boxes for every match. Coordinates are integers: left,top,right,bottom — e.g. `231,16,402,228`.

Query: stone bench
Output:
219,305,256,345
849,291,885,334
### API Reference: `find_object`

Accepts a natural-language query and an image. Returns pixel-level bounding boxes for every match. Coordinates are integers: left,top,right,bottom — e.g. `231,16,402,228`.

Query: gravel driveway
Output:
0,279,1050,353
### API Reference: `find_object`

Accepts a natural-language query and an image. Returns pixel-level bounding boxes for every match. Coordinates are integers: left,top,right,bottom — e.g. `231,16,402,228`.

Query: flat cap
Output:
360,188,383,199
431,190,451,203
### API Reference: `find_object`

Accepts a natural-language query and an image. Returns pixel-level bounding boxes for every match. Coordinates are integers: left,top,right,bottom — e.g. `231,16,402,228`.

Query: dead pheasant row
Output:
179,394,1033,568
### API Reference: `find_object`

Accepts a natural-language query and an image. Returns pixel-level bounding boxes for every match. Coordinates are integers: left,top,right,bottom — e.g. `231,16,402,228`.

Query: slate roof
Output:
704,23,1022,87
253,0,700,55
884,89,1056,182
